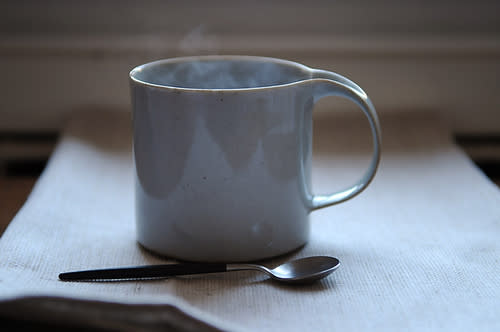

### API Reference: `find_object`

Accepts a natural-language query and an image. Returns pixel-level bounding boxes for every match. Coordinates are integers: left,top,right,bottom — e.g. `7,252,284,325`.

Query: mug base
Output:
136,240,307,263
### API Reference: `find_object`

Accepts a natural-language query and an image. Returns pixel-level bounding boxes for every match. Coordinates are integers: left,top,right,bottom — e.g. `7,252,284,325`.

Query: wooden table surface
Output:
0,177,37,236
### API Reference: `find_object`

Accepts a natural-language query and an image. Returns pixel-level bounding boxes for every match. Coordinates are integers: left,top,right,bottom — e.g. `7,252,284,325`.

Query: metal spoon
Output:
59,256,340,284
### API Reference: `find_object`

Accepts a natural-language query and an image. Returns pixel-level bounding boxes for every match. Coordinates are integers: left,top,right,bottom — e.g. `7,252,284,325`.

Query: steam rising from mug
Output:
133,59,311,89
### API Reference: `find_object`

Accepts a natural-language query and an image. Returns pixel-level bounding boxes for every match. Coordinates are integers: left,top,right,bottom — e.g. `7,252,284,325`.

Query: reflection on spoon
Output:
59,256,340,285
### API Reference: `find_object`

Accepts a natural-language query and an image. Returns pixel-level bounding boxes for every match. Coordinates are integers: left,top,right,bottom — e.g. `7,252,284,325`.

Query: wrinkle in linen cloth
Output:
0,110,499,331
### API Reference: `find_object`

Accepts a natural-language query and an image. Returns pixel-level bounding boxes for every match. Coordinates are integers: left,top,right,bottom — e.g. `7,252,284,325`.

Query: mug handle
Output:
308,69,382,210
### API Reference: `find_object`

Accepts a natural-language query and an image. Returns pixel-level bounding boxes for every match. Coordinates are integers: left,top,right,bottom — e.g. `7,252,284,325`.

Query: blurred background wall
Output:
0,0,499,134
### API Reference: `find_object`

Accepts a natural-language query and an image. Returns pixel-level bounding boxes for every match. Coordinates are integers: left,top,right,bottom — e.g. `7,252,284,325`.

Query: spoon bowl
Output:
228,256,340,284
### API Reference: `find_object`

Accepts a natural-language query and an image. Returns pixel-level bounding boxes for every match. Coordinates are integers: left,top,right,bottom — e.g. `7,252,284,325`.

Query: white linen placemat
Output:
0,109,499,331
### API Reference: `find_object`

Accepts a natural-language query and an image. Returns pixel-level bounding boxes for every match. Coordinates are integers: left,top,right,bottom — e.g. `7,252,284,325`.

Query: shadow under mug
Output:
130,55,381,262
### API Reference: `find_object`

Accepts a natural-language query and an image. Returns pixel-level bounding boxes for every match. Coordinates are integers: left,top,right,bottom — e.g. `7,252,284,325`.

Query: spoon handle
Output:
59,263,227,281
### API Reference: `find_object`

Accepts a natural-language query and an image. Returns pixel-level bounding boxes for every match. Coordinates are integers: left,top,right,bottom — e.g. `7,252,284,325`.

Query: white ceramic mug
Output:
129,55,381,262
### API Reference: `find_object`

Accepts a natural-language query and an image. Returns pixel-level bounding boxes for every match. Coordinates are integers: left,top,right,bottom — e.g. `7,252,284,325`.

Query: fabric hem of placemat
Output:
0,294,239,332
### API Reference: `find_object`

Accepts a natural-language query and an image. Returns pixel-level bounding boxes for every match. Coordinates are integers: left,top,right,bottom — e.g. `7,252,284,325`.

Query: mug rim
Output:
129,55,313,92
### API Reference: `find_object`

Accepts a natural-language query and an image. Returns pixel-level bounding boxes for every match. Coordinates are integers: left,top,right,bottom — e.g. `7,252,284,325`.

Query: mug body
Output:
130,56,315,262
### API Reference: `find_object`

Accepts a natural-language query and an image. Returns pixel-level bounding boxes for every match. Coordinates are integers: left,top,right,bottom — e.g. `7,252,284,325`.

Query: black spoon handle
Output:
59,263,228,281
